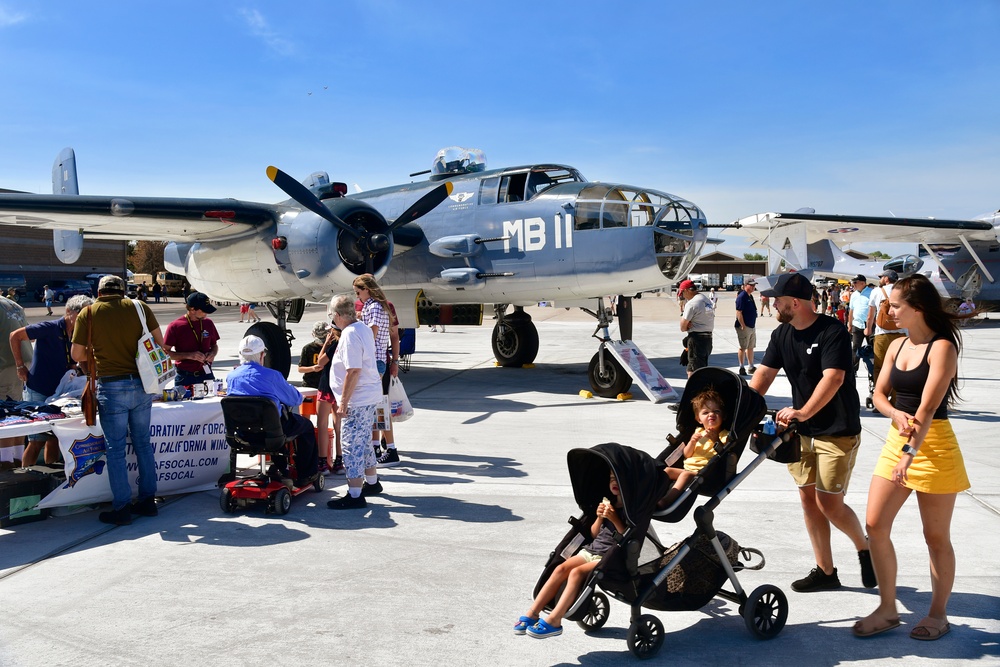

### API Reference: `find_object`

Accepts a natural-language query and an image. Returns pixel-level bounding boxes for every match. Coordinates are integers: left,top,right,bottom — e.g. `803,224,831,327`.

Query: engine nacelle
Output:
167,197,395,303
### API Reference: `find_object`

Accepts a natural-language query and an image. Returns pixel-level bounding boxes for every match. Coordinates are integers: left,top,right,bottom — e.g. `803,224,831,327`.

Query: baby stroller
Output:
533,367,799,659
218,396,325,515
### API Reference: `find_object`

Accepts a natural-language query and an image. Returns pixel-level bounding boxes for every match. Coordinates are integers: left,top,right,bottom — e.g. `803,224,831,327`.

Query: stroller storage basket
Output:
640,532,741,611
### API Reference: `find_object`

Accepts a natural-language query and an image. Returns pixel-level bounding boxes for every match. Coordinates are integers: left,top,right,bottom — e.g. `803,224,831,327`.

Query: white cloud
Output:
238,8,295,57
0,5,28,27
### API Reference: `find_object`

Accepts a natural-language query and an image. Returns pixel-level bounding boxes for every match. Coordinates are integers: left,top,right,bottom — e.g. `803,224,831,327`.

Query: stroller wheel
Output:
271,488,292,515
742,584,788,639
219,488,236,514
626,614,664,660
576,592,610,632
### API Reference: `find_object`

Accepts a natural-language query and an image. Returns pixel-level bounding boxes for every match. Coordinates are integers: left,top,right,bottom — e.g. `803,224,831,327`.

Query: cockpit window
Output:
478,176,500,205
485,167,585,204
574,185,699,231
499,173,528,203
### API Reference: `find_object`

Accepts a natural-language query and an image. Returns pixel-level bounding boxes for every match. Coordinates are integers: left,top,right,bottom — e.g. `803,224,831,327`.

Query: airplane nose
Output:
647,192,707,281
572,183,706,282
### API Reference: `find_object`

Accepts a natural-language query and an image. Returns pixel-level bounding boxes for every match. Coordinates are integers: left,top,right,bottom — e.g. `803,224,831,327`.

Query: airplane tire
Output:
588,352,632,398
491,316,539,367
245,321,291,378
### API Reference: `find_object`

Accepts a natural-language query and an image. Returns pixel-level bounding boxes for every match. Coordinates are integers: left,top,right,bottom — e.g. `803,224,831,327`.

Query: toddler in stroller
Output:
515,470,627,638
523,368,797,659
657,386,728,509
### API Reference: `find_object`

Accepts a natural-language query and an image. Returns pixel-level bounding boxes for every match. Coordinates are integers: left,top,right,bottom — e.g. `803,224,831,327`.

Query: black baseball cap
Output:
852,274,867,283
759,273,813,300
879,269,899,282
186,292,217,314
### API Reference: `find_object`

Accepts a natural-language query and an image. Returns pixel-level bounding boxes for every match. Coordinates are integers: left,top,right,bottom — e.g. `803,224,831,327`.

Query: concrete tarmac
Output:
0,294,997,666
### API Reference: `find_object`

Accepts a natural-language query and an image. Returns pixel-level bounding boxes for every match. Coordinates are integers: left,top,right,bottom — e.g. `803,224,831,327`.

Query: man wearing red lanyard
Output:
163,292,220,387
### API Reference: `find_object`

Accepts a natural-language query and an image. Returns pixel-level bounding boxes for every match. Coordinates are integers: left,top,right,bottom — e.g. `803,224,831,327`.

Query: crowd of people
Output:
2,272,408,516
544,271,970,644
747,271,970,641
1,267,977,645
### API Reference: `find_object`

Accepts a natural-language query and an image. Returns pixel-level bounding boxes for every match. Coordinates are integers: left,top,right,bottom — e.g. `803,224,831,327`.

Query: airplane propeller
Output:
387,181,453,232
268,165,454,274
268,165,388,272
267,166,361,239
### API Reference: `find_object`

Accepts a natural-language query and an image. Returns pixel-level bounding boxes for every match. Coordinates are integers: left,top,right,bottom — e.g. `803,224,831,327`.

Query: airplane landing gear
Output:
245,299,303,378
245,322,291,378
492,305,539,367
584,296,633,398
588,350,630,398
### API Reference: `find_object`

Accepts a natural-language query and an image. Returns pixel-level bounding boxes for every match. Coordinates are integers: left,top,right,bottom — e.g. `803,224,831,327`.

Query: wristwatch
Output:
901,444,918,457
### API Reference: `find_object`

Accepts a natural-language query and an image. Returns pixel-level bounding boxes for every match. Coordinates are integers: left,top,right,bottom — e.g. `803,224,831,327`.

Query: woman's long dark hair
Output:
892,274,962,405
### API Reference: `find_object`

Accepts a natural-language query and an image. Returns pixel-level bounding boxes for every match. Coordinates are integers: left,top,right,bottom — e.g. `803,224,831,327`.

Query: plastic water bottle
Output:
763,415,776,436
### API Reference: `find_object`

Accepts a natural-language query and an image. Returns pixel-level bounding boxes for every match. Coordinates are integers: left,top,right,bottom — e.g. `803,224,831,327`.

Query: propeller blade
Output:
266,166,360,238
387,182,454,232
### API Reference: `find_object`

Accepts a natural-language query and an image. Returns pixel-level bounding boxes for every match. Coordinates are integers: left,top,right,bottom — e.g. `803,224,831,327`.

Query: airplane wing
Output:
0,193,283,242
732,212,996,247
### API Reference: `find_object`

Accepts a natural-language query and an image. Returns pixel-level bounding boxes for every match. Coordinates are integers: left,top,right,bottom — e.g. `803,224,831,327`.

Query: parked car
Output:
35,279,93,303
126,283,139,298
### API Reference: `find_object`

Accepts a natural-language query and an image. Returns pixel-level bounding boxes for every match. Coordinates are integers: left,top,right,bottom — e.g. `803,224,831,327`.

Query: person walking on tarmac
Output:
734,279,758,376
750,272,876,592
865,269,906,407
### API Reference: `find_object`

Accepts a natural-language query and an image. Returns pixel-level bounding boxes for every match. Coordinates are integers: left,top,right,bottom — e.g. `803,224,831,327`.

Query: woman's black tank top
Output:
889,336,948,420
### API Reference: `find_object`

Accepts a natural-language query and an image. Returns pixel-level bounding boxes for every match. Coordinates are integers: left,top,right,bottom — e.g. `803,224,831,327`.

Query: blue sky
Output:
1,1,998,257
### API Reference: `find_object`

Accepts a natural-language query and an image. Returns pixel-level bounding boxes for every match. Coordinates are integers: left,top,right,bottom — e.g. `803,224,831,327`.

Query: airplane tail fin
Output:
53,147,79,195
52,147,84,263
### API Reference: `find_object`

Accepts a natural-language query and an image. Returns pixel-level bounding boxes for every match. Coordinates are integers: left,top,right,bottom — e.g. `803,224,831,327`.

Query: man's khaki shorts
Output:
787,434,860,494
736,326,756,351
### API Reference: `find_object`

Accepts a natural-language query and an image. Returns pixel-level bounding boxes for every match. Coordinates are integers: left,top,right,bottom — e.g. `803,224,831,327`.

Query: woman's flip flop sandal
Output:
852,616,901,637
910,620,951,641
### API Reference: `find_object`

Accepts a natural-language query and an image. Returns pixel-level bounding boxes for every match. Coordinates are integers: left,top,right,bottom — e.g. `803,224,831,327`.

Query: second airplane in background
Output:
729,207,1000,303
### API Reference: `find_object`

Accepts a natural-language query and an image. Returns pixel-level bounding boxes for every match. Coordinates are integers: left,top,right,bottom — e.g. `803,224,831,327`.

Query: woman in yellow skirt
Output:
852,274,970,641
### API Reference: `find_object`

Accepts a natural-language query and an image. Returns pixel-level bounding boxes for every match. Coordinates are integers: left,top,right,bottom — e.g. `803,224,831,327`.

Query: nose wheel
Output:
588,349,632,397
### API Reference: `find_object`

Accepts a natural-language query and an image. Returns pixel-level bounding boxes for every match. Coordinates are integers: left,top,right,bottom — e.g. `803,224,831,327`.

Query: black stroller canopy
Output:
567,443,670,528
673,367,766,445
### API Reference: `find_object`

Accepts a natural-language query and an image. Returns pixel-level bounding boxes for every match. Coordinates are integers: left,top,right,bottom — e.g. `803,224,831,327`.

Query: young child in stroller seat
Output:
515,471,627,639
658,387,728,509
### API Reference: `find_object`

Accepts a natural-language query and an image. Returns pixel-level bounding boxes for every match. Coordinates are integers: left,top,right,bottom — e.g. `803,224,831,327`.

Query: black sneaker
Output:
738,367,747,376
99,505,133,526
859,549,877,588
791,566,841,592
377,448,400,468
130,497,158,517
327,493,367,510
361,480,383,497
331,456,345,475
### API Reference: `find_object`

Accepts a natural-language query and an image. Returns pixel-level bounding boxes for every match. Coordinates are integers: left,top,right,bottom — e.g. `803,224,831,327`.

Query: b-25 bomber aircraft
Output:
0,147,708,396
729,208,1000,304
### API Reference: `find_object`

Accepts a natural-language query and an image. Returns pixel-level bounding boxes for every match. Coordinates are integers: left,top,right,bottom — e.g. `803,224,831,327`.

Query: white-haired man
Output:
226,335,318,486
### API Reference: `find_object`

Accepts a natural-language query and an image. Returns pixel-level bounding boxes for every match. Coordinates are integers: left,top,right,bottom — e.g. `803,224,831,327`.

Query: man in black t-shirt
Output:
750,273,876,593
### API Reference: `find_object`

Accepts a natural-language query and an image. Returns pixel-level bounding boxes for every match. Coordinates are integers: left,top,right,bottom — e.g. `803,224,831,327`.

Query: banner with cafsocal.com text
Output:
37,399,229,508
